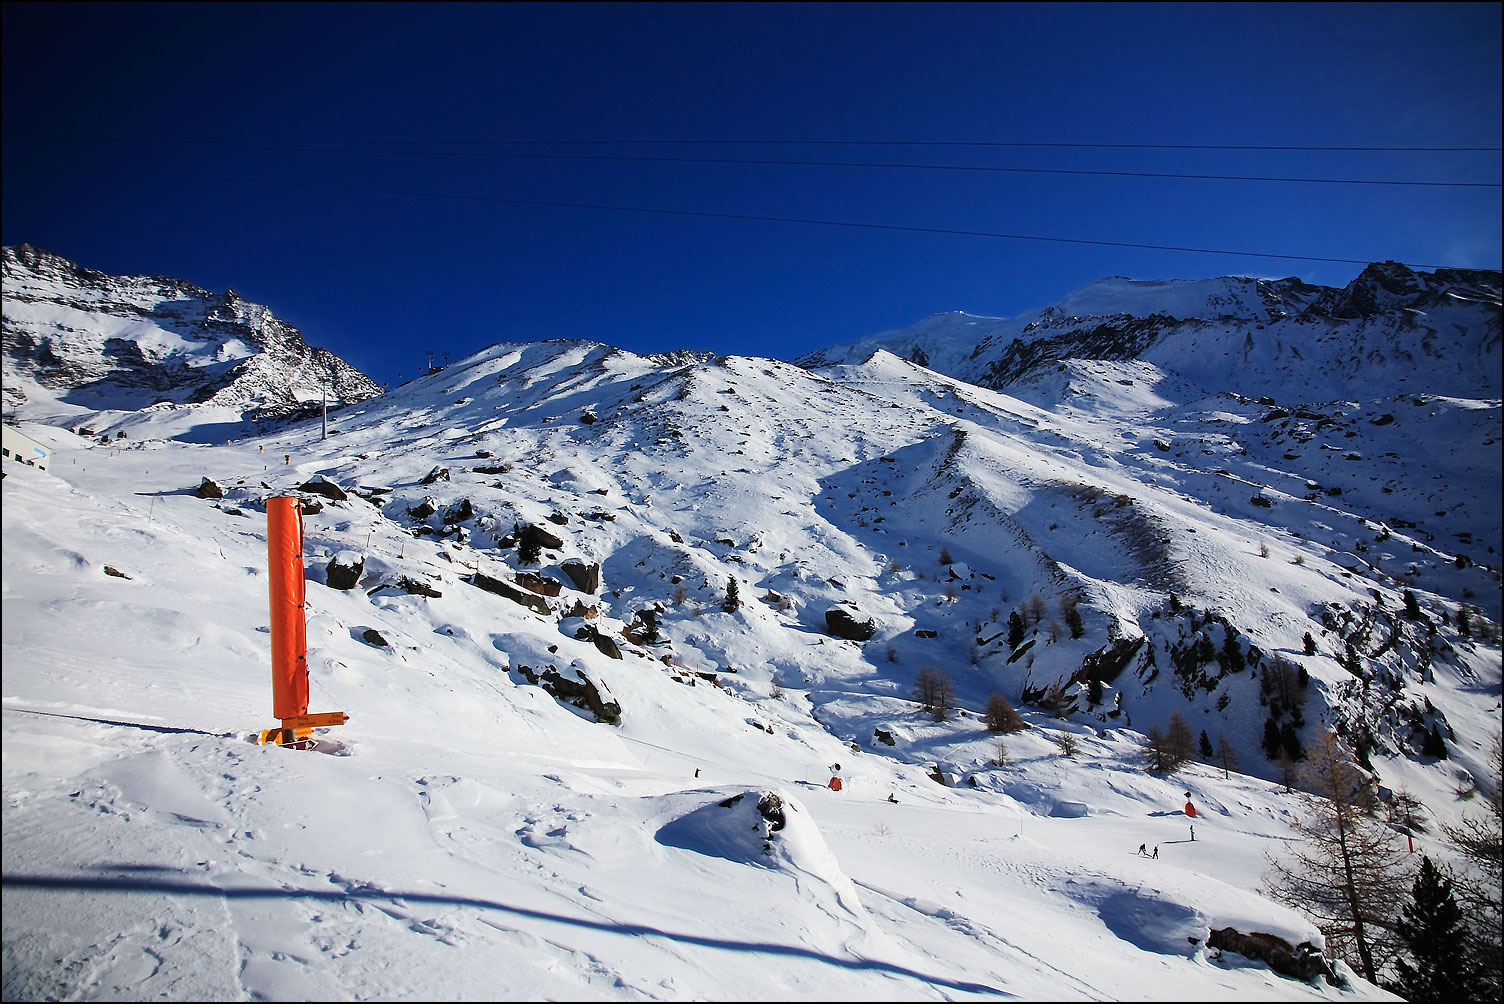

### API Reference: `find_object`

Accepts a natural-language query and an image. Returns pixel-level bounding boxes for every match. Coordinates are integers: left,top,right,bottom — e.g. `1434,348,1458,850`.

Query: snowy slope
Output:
4,258,1499,1000
5,408,1394,1003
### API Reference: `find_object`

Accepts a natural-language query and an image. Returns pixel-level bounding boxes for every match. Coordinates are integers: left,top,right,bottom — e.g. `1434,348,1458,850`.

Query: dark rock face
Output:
516,662,620,723
1207,928,1334,983
517,572,563,597
196,477,224,499
398,575,441,598
326,552,364,590
407,498,438,520
420,466,450,485
757,792,786,831
467,571,551,615
825,606,877,641
443,498,473,524
561,560,601,594
874,728,896,746
575,625,623,660
520,524,564,552
361,628,388,647
299,476,347,501
1072,637,1146,687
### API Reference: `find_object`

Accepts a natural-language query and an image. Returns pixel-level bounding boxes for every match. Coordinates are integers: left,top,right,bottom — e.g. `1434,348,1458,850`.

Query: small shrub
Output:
992,738,1009,767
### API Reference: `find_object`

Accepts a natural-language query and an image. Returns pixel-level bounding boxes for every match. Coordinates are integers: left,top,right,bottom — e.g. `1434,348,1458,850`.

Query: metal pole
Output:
322,383,328,441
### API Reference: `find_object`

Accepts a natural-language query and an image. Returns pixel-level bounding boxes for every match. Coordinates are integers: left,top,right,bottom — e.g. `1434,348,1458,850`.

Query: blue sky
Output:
3,2,1499,387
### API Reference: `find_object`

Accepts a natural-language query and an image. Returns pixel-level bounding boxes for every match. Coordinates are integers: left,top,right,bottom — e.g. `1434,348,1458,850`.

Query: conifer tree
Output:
1263,716,1284,761
1167,711,1196,766
984,692,1026,733
1007,610,1027,649
912,668,955,722
1392,856,1473,1000
1214,732,1240,779
1145,713,1196,773
1264,733,1413,985
1440,735,1503,998
722,577,741,612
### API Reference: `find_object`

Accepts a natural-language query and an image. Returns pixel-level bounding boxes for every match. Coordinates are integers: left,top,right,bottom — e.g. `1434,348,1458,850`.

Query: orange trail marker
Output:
267,497,309,720
258,497,345,746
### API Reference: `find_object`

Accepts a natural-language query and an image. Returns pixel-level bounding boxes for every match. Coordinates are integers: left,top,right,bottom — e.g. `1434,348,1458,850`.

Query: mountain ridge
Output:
2,244,383,432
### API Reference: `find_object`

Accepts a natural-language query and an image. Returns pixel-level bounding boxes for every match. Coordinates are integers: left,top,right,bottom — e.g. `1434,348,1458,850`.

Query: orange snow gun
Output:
1185,801,1197,818
256,496,347,747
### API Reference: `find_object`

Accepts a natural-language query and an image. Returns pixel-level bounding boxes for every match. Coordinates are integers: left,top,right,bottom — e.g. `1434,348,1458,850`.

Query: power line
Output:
128,168,1450,270
94,137,1503,153
24,137,1499,188
358,149,1504,189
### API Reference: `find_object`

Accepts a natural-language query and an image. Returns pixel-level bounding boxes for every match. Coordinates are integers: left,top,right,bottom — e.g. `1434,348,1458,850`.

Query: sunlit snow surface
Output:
5,320,1497,999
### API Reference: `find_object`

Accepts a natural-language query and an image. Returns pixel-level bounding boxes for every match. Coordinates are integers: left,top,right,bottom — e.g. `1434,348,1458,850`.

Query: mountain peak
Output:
2,246,382,430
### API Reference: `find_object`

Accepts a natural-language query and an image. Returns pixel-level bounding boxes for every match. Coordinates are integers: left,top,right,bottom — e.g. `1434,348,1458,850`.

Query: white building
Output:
1,425,50,472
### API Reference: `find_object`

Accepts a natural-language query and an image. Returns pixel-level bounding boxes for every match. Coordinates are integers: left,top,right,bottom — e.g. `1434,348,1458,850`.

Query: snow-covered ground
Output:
7,325,1497,999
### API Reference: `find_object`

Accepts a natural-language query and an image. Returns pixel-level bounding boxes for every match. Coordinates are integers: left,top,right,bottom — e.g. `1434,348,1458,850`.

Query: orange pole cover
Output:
267,497,309,720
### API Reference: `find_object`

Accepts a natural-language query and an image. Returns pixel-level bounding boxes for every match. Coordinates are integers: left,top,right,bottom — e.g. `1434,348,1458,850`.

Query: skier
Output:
887,793,898,804
1138,843,1147,856
1152,846,1159,859
1190,824,1195,841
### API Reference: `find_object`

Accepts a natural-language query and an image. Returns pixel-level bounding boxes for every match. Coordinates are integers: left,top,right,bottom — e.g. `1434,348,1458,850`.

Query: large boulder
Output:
516,662,621,723
561,560,601,594
195,477,224,499
825,605,877,641
443,498,474,524
398,575,442,598
299,475,347,501
407,497,438,520
574,625,623,660
520,524,565,552
517,572,563,597
326,551,364,590
467,571,551,615
1206,928,1334,983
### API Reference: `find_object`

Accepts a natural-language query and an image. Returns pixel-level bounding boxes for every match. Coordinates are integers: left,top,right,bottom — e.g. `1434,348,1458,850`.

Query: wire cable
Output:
126,168,1453,270
80,137,1503,153
24,137,1499,189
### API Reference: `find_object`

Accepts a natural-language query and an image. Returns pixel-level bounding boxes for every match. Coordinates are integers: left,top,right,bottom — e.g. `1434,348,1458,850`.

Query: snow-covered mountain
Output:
2,244,383,439
3,257,1500,1000
800,263,1501,403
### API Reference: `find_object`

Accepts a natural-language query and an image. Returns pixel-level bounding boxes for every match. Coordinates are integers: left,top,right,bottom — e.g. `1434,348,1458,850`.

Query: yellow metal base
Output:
256,711,348,748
